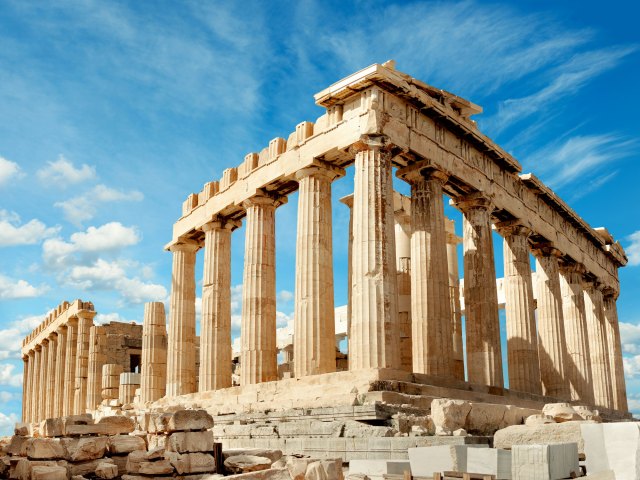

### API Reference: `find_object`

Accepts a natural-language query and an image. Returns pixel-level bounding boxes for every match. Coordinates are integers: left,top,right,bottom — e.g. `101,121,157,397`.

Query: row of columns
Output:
165,136,627,412
22,310,96,423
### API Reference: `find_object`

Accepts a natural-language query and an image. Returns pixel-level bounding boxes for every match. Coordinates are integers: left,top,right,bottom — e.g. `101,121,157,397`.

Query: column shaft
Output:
405,170,454,377
74,313,94,414
166,242,199,396
21,355,29,423
53,326,67,418
339,195,354,364
559,265,594,404
584,284,614,409
45,335,57,418
445,221,465,381
241,195,279,384
200,221,233,390
457,196,503,387
86,326,107,411
294,166,340,377
500,225,541,395
63,319,78,417
39,340,49,421
350,141,400,370
32,347,42,422
603,294,628,411
27,350,35,423
141,302,168,403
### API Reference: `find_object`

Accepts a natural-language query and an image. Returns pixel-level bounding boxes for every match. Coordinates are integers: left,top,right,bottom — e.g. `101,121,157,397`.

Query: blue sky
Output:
0,0,638,434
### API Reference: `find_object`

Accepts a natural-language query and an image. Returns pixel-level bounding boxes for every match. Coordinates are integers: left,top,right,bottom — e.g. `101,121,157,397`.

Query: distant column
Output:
445,220,465,381
558,263,594,405
497,222,541,395
53,326,67,418
339,194,354,363
141,302,168,403
74,310,95,414
350,136,400,370
32,345,42,422
21,355,29,423
455,194,503,388
603,292,628,411
241,194,282,384
294,164,342,377
395,206,412,373
534,248,570,400
39,339,49,421
45,333,58,418
63,317,78,416
584,283,614,409
200,219,234,391
26,349,35,423
86,325,107,412
166,241,199,396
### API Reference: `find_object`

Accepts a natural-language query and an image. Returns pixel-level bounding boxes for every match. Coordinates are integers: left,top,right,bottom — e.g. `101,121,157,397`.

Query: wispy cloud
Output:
55,185,143,225
37,155,96,185
0,210,59,247
0,274,48,300
0,156,22,187
626,231,640,267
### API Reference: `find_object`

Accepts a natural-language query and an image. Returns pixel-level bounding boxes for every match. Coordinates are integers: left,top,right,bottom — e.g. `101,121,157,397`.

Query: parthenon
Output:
21,62,629,427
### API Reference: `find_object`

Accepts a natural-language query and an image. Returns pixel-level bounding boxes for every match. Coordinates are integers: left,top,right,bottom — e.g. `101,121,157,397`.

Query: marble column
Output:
455,194,503,388
63,317,78,416
584,283,614,409
39,339,49,421
86,325,107,412
498,223,541,395
53,326,67,418
200,220,234,391
350,137,400,370
74,311,95,414
400,168,454,377
559,263,594,405
241,194,282,384
26,350,35,423
395,206,412,373
534,248,570,400
603,292,628,412
339,194,354,363
45,333,58,418
141,302,168,403
21,355,29,422
166,241,199,396
294,164,342,377
32,345,42,422
445,220,465,381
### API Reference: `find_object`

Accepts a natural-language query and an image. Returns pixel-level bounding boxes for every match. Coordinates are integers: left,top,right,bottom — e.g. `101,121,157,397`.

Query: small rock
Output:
410,425,429,437
431,398,471,433
453,428,467,436
574,406,602,422
107,434,146,454
31,465,67,480
225,455,271,474
542,403,581,423
95,462,119,479
525,414,555,426
14,423,29,436
435,425,451,436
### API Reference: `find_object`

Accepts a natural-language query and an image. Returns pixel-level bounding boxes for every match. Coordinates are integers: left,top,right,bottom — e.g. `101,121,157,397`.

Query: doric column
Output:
53,326,67,418
21,355,29,423
534,247,570,400
74,310,95,414
200,219,235,390
240,193,283,384
339,194,354,361
63,317,78,416
166,241,199,396
26,349,35,423
86,325,107,412
394,203,412,373
349,137,400,370
141,302,168,403
445,219,465,381
398,167,454,377
584,283,614,408
45,333,57,419
39,338,49,421
497,222,541,395
294,164,342,377
32,345,42,422
454,194,503,387
559,263,594,405
603,292,627,411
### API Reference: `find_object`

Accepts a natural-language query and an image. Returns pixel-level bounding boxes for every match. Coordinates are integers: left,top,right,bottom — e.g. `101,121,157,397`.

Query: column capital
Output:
47,332,58,341
56,324,68,335
531,242,563,259
558,261,587,276
339,193,354,208
77,310,96,321
452,192,493,212
202,217,241,233
494,220,531,238
601,285,619,300
40,338,49,346
396,162,448,186
350,134,393,154
295,161,345,183
22,354,29,361
168,239,200,254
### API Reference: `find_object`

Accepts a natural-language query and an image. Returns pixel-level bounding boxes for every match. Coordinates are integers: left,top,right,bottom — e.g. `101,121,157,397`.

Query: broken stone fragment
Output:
224,455,271,474
222,448,282,463
14,424,29,436
542,403,582,423
107,434,146,454
60,436,108,461
166,410,214,433
31,465,68,480
525,414,555,426
166,451,217,474
430,398,470,434
40,419,64,438
125,450,147,474
167,430,214,453
139,459,175,475
6,435,29,456
95,462,119,479
25,438,65,460
97,415,136,435
69,458,115,477
287,457,311,480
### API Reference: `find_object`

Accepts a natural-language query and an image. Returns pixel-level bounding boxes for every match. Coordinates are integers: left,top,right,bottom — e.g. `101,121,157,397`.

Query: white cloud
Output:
0,274,48,300
0,411,19,436
37,155,95,185
95,312,136,325
621,322,640,354
55,185,143,225
0,210,59,247
0,391,18,403
0,363,23,387
0,156,22,186
278,290,294,302
626,231,640,267
0,312,55,361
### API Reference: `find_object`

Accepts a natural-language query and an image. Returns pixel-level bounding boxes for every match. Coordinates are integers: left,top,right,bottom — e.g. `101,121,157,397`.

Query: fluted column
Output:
445,220,465,381
339,194,354,362
141,302,168,403
74,310,95,414
350,137,400,370
53,326,67,417
534,248,570,400
166,241,199,396
399,167,454,377
200,219,235,390
32,345,42,422
603,292,627,411
395,206,412,373
21,355,29,423
294,164,342,377
559,263,594,405
39,339,49,420
584,283,614,408
26,349,35,423
86,325,107,411
45,333,57,418
63,317,78,416
497,223,541,395
241,194,283,384
455,194,503,387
